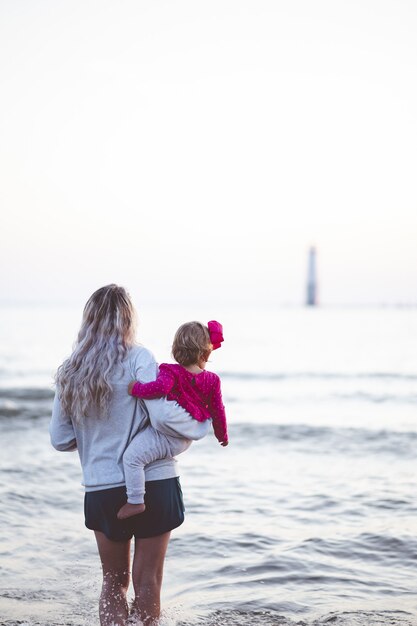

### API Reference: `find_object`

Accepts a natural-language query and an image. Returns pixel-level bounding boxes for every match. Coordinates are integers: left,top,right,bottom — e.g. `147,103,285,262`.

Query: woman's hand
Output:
128,380,137,395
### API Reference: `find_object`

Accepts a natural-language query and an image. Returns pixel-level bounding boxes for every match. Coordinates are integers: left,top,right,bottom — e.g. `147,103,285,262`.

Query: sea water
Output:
0,303,416,626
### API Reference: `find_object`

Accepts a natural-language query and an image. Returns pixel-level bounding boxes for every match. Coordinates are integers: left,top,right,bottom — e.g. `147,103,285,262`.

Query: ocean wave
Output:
0,588,56,602
219,371,417,382
1,608,415,626
1,376,417,417
176,608,417,626
1,406,416,461
0,388,54,401
332,391,417,404
299,533,417,568
230,423,417,457
0,388,55,420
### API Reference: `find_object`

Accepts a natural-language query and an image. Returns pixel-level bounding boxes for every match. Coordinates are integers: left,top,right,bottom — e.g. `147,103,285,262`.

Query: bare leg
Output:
131,532,171,625
94,530,131,626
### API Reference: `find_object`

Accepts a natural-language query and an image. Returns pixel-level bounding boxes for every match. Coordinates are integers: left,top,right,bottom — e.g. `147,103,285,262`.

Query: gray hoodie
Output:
50,344,210,492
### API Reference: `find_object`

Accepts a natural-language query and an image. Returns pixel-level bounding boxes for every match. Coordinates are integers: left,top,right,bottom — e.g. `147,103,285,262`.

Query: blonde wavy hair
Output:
55,284,137,421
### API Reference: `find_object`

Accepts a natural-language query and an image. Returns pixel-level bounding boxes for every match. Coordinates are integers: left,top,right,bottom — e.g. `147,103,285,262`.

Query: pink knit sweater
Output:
131,363,228,443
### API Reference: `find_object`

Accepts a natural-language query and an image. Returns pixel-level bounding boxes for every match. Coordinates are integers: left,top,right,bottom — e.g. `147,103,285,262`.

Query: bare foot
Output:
117,502,146,519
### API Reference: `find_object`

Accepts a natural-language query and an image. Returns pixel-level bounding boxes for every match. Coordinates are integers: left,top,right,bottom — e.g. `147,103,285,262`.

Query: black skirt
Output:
84,477,184,542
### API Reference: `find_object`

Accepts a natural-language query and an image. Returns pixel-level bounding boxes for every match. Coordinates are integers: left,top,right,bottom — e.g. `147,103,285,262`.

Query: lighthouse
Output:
306,246,318,306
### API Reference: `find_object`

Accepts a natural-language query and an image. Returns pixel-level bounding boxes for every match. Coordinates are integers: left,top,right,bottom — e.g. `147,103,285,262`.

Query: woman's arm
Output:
49,393,77,451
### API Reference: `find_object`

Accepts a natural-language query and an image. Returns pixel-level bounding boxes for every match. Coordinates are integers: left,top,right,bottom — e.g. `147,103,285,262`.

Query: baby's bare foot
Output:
117,502,146,519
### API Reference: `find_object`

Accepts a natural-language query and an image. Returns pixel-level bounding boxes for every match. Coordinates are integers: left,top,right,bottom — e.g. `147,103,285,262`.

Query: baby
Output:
118,320,228,519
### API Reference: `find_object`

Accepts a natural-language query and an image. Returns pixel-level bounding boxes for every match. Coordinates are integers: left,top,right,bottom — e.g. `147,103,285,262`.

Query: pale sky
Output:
1,0,416,306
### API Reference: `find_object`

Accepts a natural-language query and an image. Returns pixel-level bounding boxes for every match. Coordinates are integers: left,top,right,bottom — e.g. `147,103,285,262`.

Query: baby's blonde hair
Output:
172,321,212,367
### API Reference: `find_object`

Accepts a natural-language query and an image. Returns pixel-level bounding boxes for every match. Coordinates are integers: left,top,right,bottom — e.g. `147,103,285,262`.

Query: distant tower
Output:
306,246,318,306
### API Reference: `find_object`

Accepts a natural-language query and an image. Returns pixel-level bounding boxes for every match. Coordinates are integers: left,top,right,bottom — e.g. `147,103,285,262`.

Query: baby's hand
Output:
128,380,137,395
220,440,229,447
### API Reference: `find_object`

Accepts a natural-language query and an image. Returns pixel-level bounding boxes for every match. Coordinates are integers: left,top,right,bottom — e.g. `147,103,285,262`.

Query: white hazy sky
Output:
1,0,416,306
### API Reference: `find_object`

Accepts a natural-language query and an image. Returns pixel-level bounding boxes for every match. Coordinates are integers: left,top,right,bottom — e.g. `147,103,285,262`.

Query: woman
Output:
50,284,209,626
